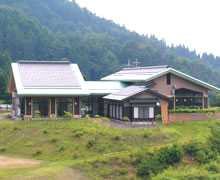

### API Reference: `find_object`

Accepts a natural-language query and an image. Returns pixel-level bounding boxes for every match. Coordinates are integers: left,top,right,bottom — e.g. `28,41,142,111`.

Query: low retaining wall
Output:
168,112,220,122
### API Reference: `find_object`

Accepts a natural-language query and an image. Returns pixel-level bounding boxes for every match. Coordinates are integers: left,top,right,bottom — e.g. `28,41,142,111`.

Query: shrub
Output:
34,110,41,118
87,139,96,148
143,131,151,138
196,150,208,164
114,135,121,140
184,140,201,156
119,168,128,175
102,117,110,122
58,146,65,152
73,154,78,159
7,114,12,119
169,107,220,113
136,144,184,178
209,125,220,153
122,116,130,121
50,137,58,143
13,127,18,130
85,114,90,120
100,167,111,178
25,142,34,147
135,151,166,177
42,130,49,134
0,147,6,152
205,162,220,173
155,144,184,166
64,111,72,119
94,115,101,118
155,114,162,123
73,131,84,138
137,158,152,177
196,147,217,164
32,149,42,156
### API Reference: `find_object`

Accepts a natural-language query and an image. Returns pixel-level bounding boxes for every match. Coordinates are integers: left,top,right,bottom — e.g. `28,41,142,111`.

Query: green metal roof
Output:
86,81,128,95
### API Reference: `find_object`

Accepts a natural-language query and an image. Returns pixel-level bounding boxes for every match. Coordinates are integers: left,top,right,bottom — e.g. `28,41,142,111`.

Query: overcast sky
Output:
75,0,220,57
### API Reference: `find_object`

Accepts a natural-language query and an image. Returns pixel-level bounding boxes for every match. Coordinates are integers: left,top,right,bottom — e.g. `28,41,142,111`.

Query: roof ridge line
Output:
122,65,169,70
18,60,70,64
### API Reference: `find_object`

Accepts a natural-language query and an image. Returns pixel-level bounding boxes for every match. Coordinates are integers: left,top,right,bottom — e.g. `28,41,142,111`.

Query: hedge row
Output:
169,107,220,113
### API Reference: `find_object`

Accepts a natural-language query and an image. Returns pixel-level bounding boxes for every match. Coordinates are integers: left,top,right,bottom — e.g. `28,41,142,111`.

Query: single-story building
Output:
8,61,220,123
8,61,126,119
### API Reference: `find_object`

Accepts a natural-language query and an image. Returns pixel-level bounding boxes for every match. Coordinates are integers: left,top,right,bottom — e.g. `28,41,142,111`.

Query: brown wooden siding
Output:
151,74,208,96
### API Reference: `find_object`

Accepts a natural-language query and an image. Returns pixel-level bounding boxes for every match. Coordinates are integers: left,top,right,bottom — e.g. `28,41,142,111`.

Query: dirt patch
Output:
3,167,89,180
0,113,11,120
0,156,41,169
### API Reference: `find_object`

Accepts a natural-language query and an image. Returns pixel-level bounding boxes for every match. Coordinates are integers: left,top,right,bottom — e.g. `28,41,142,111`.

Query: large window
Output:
81,97,103,116
33,98,50,117
133,107,154,121
56,98,73,117
175,88,203,108
109,101,123,120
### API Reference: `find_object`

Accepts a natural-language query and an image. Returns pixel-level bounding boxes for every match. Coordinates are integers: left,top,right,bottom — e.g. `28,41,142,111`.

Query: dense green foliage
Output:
135,144,184,177
0,49,11,103
169,107,220,113
209,123,220,153
0,0,220,103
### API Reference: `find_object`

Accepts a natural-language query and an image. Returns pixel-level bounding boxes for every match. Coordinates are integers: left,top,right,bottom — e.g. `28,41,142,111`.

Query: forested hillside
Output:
0,0,220,103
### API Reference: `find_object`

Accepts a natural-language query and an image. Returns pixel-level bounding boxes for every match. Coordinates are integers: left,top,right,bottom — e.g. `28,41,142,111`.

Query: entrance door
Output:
161,104,168,124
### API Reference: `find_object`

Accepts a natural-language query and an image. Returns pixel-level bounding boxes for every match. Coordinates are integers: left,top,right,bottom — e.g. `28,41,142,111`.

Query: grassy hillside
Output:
0,118,219,179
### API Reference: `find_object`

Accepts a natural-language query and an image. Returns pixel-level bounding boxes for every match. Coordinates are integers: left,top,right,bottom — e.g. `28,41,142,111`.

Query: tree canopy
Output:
0,0,220,103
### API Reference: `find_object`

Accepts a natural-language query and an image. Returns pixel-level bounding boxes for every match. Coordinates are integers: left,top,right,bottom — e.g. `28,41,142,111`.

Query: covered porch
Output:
20,97,81,119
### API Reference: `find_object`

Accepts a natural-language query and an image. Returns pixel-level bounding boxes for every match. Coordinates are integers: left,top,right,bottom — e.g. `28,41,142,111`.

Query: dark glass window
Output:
112,104,115,118
56,98,73,117
175,88,203,108
33,98,50,117
74,97,80,115
51,98,55,114
139,107,144,118
167,73,171,85
26,97,32,115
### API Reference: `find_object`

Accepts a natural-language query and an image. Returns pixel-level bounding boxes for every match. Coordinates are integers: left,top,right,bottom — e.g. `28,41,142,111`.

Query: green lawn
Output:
0,119,218,179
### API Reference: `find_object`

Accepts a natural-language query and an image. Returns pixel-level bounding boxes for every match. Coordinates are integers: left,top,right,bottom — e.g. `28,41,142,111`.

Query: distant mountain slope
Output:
0,0,219,103
2,0,220,69
0,0,145,44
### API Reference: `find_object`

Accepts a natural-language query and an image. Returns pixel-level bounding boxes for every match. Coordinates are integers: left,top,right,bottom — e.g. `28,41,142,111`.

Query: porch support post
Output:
25,97,26,116
202,96,205,109
72,98,75,117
